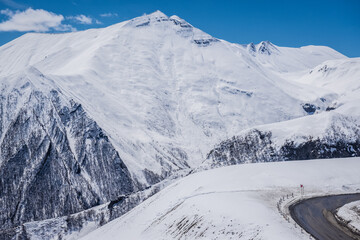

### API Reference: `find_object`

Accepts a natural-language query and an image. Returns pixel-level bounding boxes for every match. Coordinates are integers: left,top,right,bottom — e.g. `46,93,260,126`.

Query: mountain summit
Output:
124,10,218,46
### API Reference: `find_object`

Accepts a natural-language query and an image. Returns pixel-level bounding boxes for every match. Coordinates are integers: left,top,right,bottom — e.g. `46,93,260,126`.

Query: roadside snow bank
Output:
337,200,360,233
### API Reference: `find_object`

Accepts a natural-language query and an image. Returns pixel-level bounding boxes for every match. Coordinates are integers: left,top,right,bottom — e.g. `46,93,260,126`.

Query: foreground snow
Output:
337,200,360,233
80,157,360,240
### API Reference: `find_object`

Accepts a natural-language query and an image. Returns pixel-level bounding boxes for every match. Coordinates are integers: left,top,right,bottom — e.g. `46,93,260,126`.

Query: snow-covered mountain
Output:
0,10,359,239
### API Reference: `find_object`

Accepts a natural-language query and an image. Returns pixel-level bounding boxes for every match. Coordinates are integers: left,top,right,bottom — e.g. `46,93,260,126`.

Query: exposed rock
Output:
193,38,219,47
0,88,134,232
205,130,279,168
302,103,317,114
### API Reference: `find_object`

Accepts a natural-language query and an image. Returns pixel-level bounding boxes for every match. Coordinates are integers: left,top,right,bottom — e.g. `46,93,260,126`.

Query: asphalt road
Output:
289,193,360,240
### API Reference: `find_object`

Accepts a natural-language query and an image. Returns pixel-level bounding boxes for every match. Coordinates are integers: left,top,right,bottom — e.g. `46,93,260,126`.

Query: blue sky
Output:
0,0,359,57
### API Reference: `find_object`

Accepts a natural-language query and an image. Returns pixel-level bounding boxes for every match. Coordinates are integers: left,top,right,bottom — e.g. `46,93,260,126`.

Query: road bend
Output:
289,193,360,240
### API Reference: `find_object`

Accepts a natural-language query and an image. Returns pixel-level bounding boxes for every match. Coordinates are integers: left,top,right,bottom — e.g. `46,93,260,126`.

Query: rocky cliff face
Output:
0,74,134,232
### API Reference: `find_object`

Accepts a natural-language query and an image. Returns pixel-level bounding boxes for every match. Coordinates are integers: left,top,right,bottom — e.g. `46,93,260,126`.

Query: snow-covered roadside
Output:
80,157,360,240
336,200,360,234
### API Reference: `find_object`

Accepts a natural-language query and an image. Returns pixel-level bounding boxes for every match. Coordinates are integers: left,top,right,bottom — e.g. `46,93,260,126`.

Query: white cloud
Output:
54,24,76,32
68,14,94,24
0,9,13,16
100,13,118,17
0,8,75,32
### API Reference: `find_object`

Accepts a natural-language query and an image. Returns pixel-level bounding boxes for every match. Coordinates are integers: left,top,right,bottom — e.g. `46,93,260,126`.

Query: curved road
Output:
290,193,360,240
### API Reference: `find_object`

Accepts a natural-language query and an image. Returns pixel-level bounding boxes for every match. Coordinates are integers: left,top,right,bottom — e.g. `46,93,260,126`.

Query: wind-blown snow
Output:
80,157,360,240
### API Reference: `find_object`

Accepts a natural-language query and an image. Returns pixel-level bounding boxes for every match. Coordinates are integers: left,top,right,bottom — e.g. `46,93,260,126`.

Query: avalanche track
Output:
290,193,360,240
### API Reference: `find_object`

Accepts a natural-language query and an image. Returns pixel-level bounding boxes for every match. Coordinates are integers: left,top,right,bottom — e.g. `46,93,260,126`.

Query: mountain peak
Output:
257,41,278,55
246,41,277,55
123,11,218,47
148,10,168,18
126,10,169,27
247,42,256,55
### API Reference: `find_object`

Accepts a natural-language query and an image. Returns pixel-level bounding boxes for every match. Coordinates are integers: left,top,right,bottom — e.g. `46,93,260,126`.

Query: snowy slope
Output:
80,157,360,240
0,11,349,185
296,58,360,115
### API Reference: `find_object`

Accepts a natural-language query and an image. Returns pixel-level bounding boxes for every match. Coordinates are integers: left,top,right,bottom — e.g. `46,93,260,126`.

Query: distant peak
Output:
148,10,168,18
257,41,278,55
247,42,256,54
260,40,272,45
246,41,279,56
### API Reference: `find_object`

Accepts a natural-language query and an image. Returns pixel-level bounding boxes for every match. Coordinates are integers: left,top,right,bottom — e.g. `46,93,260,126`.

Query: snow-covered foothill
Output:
80,157,360,240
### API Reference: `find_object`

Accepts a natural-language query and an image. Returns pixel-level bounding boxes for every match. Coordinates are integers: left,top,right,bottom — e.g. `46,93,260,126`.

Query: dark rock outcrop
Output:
205,130,279,168
302,103,317,114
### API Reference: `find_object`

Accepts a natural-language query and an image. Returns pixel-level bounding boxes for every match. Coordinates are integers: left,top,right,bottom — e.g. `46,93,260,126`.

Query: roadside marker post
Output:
300,184,304,198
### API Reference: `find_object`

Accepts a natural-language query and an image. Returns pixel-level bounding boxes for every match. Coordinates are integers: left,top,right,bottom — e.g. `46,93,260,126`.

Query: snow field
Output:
80,157,360,240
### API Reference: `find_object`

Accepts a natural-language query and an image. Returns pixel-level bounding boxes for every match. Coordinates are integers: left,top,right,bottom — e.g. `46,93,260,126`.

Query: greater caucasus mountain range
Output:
0,10,359,239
